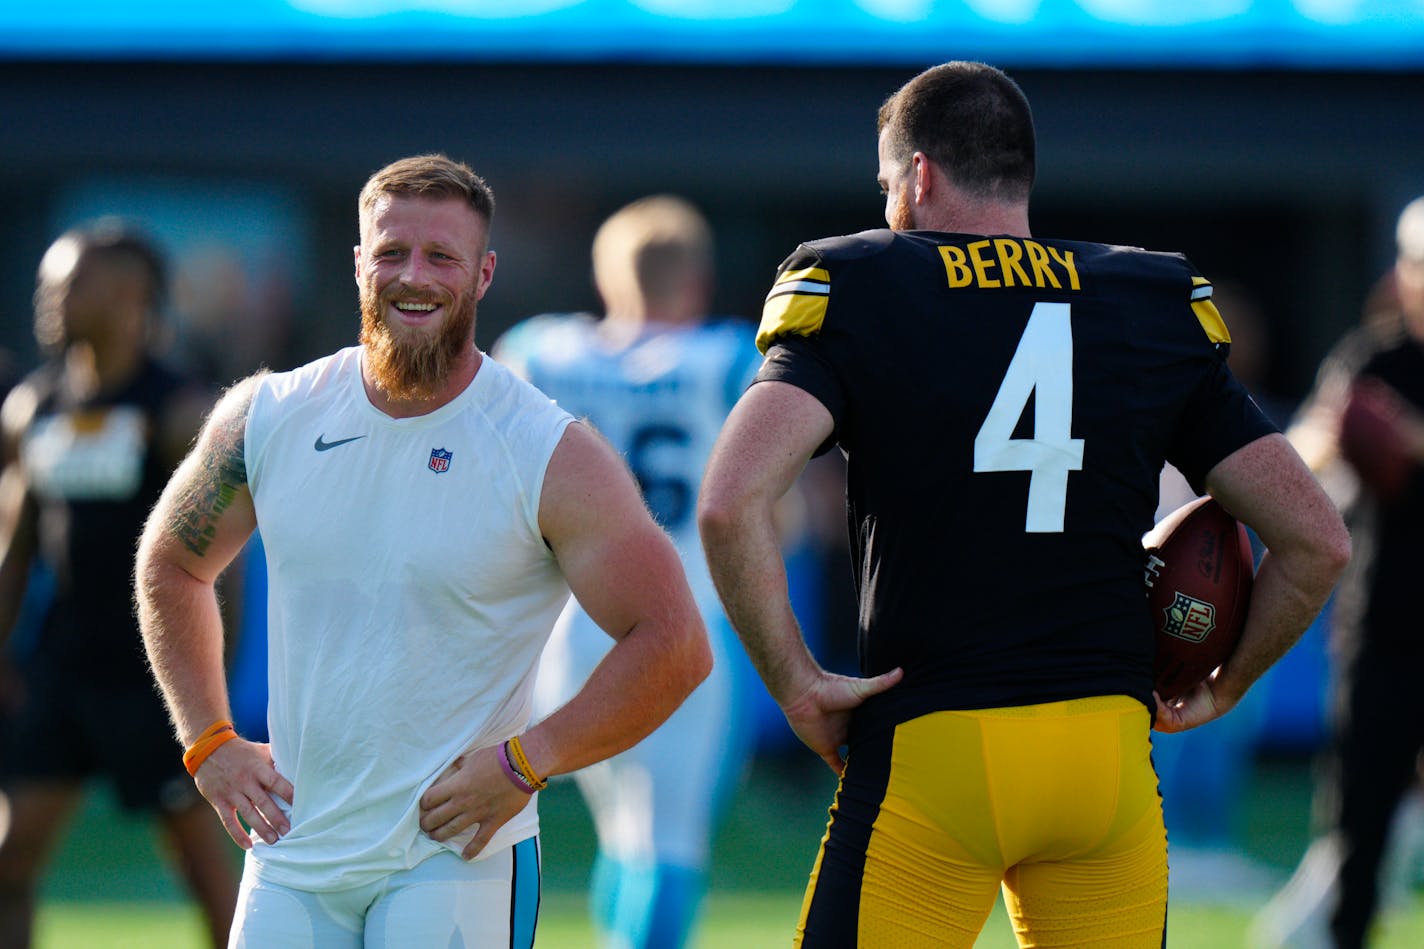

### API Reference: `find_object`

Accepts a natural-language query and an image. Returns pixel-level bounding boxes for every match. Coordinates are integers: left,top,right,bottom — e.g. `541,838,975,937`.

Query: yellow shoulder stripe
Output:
756,266,830,354
1189,277,1230,344
776,266,830,287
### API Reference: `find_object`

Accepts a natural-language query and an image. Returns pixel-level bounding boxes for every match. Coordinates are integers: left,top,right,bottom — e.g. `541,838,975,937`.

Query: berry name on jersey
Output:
938,238,1081,292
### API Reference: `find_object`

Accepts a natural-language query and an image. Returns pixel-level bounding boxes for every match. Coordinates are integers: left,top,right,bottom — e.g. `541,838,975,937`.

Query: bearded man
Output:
134,154,711,949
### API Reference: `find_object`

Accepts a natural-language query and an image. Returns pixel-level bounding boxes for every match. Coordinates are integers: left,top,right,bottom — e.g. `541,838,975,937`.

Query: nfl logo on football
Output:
1163,592,1215,643
428,447,452,474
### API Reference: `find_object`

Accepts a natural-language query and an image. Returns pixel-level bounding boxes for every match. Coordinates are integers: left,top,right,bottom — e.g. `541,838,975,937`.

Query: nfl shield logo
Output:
1163,591,1216,643
428,447,452,473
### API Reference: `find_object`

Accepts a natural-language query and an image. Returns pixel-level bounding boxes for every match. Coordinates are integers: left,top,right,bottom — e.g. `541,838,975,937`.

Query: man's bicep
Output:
1204,432,1336,551
140,375,263,584
540,423,687,642
704,381,834,509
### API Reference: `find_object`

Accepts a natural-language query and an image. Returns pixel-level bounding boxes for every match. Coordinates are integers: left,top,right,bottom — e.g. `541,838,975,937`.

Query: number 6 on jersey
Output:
973,302,1085,533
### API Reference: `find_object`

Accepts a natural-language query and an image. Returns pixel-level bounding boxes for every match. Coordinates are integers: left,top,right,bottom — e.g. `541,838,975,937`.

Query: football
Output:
1142,496,1255,702
1340,378,1412,502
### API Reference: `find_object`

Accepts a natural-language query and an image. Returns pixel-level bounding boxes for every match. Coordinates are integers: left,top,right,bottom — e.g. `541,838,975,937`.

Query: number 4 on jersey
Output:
973,302,1085,533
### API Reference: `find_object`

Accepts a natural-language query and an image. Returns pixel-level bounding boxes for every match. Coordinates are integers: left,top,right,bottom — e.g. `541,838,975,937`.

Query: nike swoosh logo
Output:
314,434,367,452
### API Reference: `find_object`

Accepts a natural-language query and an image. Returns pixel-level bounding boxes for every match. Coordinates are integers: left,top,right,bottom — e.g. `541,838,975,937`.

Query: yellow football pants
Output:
796,695,1167,948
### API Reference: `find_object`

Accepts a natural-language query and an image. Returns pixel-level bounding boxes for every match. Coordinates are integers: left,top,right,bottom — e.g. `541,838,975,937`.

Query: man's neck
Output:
599,297,706,346
917,200,1031,238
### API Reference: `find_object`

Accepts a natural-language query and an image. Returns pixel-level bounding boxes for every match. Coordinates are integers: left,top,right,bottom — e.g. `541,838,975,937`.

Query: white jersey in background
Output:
244,346,574,891
497,315,760,608
495,313,762,872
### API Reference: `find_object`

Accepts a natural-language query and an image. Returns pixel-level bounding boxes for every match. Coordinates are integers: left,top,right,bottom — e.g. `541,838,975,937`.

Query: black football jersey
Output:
755,229,1276,732
20,358,191,679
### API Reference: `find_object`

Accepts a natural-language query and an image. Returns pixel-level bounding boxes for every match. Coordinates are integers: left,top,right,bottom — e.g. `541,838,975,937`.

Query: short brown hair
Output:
358,153,495,225
877,61,1035,202
592,195,712,308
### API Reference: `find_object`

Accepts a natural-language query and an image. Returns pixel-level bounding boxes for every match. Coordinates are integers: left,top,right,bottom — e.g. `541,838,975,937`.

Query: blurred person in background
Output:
495,195,763,949
698,60,1348,946
169,244,297,388
1252,195,1424,949
0,220,230,948
134,154,710,947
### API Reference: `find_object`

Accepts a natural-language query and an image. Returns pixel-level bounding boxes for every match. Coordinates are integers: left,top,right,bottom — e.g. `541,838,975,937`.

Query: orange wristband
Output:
183,720,237,777
189,719,233,744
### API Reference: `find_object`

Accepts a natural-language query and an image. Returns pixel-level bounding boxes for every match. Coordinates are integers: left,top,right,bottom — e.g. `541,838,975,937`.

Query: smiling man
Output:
355,173,493,411
134,154,711,948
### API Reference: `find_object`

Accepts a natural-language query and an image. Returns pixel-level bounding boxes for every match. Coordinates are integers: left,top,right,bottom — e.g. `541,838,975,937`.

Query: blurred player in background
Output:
698,61,1350,947
1252,195,1424,949
134,154,710,947
0,221,230,948
495,195,762,949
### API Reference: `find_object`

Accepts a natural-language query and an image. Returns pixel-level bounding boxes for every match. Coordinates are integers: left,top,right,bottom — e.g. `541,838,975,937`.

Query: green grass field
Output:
32,891,1424,948
30,754,1424,947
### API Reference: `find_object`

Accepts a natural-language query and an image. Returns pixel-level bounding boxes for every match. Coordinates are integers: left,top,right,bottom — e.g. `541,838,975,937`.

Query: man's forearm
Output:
136,554,232,745
702,505,820,708
525,606,710,780
1214,544,1339,706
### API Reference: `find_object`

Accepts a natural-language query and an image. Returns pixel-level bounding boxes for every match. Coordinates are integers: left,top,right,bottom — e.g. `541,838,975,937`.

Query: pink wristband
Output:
498,742,535,794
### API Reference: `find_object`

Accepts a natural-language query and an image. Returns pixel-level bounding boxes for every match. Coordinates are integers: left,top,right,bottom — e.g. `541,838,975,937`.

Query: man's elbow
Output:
676,615,714,695
697,483,753,558
132,530,164,600
1318,516,1352,588
695,491,733,549
1289,509,1352,602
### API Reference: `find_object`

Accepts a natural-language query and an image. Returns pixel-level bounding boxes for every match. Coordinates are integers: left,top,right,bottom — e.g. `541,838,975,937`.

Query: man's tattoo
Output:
167,378,260,558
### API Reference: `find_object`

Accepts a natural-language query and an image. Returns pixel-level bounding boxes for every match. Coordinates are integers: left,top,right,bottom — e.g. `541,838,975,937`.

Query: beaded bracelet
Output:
183,719,237,777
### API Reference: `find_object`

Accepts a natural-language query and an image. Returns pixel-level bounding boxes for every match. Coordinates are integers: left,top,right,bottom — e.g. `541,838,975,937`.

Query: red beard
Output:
889,187,916,231
358,282,476,403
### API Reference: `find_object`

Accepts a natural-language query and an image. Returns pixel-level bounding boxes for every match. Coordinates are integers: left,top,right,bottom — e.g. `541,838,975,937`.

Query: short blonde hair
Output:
592,196,712,311
359,154,494,225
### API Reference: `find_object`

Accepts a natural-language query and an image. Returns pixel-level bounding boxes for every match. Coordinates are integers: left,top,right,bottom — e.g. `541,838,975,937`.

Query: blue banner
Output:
3,1,1423,69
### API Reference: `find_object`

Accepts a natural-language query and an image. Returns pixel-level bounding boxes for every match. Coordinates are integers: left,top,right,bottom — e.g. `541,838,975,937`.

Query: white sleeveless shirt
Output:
244,346,573,891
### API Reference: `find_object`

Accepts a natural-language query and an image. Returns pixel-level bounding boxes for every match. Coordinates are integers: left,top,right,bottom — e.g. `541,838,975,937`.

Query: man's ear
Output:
912,151,934,205
474,250,497,302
